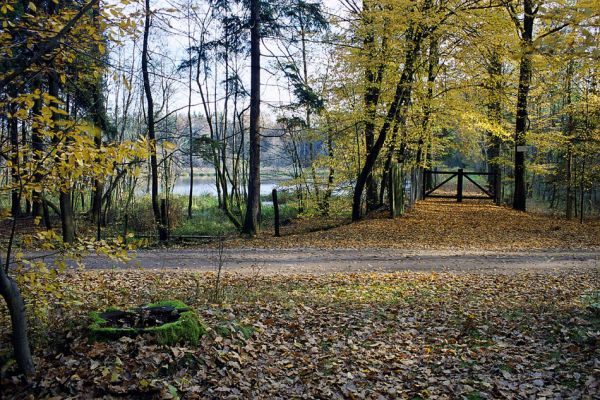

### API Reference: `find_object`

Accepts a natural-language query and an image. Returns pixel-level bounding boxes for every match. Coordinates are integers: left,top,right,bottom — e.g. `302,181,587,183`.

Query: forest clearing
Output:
1,0,600,397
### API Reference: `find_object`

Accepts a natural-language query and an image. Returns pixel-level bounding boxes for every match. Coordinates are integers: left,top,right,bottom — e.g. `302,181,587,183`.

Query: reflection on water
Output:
169,178,278,196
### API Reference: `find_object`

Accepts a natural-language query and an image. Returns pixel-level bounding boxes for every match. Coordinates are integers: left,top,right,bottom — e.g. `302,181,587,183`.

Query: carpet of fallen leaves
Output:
2,268,600,399
231,200,600,250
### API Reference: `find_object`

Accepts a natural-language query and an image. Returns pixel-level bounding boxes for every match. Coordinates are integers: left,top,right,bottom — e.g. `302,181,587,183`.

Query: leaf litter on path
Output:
230,200,600,250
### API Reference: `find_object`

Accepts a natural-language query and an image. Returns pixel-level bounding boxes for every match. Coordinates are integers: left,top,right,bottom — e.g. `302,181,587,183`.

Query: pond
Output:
170,178,279,196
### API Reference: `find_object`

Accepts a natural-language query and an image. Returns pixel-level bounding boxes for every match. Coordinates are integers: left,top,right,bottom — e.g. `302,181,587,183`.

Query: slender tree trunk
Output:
299,19,320,204
186,6,194,219
579,158,585,223
242,0,261,235
352,25,421,221
379,120,401,206
0,269,34,374
48,70,76,242
322,126,335,216
416,34,439,168
59,192,76,243
31,83,44,218
21,121,31,215
187,59,194,218
564,61,576,219
512,0,535,211
89,4,106,226
361,4,387,213
90,84,106,225
9,105,21,218
486,51,502,204
142,0,167,241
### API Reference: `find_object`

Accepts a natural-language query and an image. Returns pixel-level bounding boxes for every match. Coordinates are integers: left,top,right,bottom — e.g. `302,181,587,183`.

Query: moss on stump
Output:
89,300,206,345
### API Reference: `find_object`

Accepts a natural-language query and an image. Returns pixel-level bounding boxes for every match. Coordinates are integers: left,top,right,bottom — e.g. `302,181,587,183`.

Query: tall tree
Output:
508,0,536,211
142,0,168,240
242,0,261,235
504,0,570,210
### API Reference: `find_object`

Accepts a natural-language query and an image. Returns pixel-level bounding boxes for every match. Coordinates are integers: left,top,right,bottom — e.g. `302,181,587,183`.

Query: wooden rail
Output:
423,169,499,203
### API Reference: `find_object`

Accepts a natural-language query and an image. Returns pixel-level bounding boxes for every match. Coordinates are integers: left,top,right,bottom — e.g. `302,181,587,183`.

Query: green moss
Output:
237,324,254,339
88,301,207,345
146,300,188,309
144,309,206,345
88,311,137,341
215,322,254,340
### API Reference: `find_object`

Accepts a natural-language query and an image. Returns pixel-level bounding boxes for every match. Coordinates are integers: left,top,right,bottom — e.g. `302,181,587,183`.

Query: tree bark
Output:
47,68,76,243
564,61,575,219
9,104,21,218
187,34,194,220
352,25,421,221
361,3,387,212
0,270,35,374
142,0,167,241
59,192,76,243
486,51,502,204
512,0,535,211
242,0,261,235
90,79,107,225
31,84,44,218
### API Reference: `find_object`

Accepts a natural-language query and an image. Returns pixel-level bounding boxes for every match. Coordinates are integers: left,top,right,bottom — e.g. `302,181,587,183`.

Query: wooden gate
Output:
422,168,500,203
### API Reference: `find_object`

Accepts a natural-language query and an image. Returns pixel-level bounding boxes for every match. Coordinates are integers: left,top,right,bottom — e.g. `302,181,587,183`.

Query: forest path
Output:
40,200,600,274
73,247,600,275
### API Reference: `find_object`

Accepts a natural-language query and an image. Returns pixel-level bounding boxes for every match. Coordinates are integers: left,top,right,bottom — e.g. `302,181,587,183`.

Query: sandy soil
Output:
22,201,600,275
38,247,600,275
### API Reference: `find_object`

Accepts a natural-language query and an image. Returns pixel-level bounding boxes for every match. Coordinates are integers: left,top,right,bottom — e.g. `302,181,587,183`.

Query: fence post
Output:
389,165,395,218
457,168,464,202
160,198,169,239
123,213,129,244
494,170,501,205
272,188,280,237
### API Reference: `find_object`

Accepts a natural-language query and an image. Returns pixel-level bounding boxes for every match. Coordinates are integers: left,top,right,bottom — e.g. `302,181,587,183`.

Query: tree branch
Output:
0,0,100,91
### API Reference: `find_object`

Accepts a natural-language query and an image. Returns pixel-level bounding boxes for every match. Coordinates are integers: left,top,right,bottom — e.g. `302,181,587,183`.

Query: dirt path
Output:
50,247,600,275
27,201,600,275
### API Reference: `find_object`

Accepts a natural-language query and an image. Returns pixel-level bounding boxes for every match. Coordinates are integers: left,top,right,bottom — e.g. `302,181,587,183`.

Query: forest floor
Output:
2,200,600,398
230,199,600,251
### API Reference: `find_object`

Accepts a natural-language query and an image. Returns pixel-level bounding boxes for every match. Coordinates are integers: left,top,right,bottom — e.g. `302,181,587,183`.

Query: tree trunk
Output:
89,3,108,226
564,61,575,219
242,0,261,235
59,192,76,243
512,0,535,211
361,4,387,213
9,105,21,218
379,121,401,206
47,69,76,243
142,0,167,241
486,51,502,204
187,45,194,220
31,84,44,218
352,25,421,221
322,127,335,216
0,270,35,375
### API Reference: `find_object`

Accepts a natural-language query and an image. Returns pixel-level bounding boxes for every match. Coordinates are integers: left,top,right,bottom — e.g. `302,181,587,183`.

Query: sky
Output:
106,0,353,123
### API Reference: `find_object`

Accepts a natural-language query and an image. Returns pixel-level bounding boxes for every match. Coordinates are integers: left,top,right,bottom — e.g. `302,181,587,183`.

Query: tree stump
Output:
89,300,206,345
